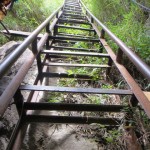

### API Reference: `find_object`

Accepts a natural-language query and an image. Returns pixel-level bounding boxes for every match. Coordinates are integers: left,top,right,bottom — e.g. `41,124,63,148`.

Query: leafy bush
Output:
0,0,63,45
82,0,150,64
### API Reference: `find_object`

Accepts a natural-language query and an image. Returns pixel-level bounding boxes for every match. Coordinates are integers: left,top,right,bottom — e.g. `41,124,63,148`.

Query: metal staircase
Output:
0,0,150,149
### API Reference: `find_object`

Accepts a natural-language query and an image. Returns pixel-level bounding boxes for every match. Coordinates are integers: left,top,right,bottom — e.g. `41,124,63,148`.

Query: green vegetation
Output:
0,0,63,45
48,92,64,103
82,0,150,64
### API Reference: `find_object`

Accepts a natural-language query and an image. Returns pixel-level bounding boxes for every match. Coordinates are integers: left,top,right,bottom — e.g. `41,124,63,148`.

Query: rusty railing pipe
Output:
0,9,63,117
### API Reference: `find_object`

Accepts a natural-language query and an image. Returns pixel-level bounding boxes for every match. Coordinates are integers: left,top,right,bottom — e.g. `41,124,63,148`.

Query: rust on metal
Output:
80,0,150,80
100,38,150,118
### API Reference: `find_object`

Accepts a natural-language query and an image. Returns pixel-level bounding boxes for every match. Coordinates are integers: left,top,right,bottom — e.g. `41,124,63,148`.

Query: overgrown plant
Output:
82,0,150,64
0,0,63,45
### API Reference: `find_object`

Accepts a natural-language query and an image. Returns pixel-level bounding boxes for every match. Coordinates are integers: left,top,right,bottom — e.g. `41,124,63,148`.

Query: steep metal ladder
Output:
0,0,150,149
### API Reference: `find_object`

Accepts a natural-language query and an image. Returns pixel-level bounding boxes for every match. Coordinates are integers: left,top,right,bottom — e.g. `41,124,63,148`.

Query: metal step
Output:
43,63,110,68
56,33,96,38
42,50,109,57
63,10,82,13
49,35,99,42
24,115,121,125
65,3,80,6
64,10,83,15
64,7,82,10
19,85,133,95
58,18,91,25
53,40,87,44
50,46,99,52
65,4,81,8
24,102,124,112
65,3,80,5
42,72,93,79
62,13,86,18
61,16,87,21
59,15,86,21
56,24,94,31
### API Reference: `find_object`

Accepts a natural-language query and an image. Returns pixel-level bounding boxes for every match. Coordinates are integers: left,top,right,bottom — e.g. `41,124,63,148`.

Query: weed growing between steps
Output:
45,20,138,148
46,91,127,149
45,59,129,149
123,105,150,149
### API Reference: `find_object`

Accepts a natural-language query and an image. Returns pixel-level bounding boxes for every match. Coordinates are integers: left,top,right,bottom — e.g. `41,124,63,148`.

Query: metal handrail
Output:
0,5,63,117
0,5,63,78
80,0,150,81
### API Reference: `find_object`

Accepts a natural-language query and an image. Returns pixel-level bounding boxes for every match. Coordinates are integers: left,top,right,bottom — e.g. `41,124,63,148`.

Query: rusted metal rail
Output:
0,6,63,78
0,0,150,149
80,0,150,80
0,6,63,117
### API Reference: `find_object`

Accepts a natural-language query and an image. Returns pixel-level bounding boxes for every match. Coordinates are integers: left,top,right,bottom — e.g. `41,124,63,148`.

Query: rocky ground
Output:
0,41,37,150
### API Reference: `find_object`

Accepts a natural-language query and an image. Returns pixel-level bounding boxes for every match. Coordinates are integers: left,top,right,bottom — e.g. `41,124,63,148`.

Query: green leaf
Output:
106,137,113,143
67,70,73,75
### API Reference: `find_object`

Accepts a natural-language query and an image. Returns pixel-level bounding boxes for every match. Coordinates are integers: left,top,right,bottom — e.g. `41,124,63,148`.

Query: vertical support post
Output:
54,25,58,35
13,89,24,116
99,29,105,52
32,38,42,79
6,117,25,150
93,31,97,37
54,11,59,36
116,48,123,64
106,58,113,76
86,10,88,16
100,29,105,39
36,53,43,80
46,21,50,49
129,95,138,107
46,23,50,33
56,12,59,18
124,95,138,127
91,17,94,23
32,38,38,54
46,35,50,49
99,42,103,53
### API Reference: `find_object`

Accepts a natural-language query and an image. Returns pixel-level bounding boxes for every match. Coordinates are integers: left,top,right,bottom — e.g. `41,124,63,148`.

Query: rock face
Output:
0,41,29,95
0,41,37,150
0,41,22,61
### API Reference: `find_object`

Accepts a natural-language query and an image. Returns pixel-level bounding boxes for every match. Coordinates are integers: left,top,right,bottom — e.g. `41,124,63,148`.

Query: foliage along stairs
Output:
21,0,126,126
0,0,150,149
